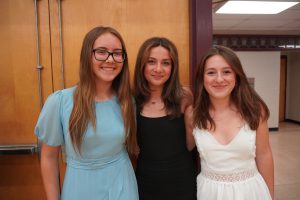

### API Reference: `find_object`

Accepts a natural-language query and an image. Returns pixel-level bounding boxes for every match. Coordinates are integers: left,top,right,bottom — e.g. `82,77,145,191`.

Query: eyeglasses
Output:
92,49,126,63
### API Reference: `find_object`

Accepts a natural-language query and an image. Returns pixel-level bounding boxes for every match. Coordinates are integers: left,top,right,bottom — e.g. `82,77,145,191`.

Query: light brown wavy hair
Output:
193,45,269,131
133,37,183,117
69,26,136,154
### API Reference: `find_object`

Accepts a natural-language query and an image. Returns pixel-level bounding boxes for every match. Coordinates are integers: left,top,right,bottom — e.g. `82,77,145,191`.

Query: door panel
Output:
0,0,52,199
0,0,53,145
0,155,46,200
279,56,287,122
49,0,190,90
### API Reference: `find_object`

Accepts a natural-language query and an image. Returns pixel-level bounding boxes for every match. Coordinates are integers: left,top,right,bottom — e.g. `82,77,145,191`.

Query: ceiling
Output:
212,0,300,35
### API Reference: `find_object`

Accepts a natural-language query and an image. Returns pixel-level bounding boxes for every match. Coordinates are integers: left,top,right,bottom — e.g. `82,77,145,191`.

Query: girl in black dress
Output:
133,37,197,200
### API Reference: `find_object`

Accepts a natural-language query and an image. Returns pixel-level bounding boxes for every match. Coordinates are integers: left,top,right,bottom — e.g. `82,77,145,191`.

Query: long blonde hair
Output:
69,26,137,154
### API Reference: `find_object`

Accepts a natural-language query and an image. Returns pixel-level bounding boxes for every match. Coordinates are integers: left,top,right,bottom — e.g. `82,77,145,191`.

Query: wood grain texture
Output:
49,0,190,89
0,0,53,145
0,155,46,199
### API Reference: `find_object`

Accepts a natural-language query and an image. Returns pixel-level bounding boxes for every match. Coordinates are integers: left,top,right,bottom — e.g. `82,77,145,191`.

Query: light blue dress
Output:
35,87,139,200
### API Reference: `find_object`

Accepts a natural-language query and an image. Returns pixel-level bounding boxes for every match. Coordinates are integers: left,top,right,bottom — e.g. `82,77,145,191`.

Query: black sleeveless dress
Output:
136,113,197,200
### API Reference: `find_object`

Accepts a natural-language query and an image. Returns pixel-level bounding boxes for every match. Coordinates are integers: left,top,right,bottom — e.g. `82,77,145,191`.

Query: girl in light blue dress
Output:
35,26,139,200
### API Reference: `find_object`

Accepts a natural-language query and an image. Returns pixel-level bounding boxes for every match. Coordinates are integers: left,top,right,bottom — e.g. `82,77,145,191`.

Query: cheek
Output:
92,59,102,69
165,66,172,77
91,62,97,73
230,75,236,86
143,65,151,76
143,66,153,82
203,76,210,88
117,64,123,73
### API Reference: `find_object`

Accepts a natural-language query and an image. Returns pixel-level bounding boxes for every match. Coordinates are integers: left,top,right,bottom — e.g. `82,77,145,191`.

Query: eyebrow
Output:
148,57,171,61
205,66,231,70
93,47,123,51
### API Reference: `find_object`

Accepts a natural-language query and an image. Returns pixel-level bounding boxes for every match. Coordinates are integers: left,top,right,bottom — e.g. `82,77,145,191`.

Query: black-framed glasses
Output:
92,49,126,63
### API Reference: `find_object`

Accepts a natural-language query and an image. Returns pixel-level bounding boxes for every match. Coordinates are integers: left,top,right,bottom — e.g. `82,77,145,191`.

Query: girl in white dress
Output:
193,45,274,200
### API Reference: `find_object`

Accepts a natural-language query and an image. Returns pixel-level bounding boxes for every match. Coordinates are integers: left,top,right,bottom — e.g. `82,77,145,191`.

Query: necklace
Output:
150,99,162,105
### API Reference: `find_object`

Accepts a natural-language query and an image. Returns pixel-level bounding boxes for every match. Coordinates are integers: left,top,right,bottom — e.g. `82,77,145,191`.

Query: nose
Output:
153,63,162,72
105,54,114,63
215,72,224,82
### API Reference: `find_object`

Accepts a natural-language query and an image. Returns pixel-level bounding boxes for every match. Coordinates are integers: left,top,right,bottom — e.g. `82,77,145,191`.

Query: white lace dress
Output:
193,124,272,200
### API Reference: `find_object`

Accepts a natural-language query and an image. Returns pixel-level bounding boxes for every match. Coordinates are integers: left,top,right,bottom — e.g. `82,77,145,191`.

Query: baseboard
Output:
285,119,300,125
269,127,278,131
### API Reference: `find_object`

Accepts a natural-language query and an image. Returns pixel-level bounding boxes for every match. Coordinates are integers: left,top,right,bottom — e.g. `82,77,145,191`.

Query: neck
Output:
95,81,114,101
210,96,232,112
148,87,163,103
209,97,240,122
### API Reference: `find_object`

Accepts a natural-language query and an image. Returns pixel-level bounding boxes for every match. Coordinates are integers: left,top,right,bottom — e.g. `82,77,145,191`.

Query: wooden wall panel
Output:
0,0,53,199
0,0,53,145
0,155,46,200
49,0,190,90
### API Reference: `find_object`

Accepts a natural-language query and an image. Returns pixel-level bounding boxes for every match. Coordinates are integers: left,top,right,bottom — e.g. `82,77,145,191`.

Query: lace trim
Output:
201,168,258,182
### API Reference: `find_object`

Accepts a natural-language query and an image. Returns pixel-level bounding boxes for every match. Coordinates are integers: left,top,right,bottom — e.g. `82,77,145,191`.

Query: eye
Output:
147,60,156,65
206,71,216,75
95,49,107,55
223,70,232,74
113,51,123,58
162,61,171,66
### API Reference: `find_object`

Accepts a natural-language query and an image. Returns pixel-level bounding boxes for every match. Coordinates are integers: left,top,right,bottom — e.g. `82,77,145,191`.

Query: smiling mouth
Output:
101,67,115,71
152,74,164,79
213,85,227,89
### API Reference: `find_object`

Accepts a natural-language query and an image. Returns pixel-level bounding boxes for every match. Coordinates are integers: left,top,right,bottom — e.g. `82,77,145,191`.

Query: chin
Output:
95,76,116,83
210,94,231,100
153,79,168,85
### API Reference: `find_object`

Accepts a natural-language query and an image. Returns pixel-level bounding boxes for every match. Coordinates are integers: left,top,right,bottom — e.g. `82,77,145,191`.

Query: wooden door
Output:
0,0,53,145
0,155,46,200
48,0,190,89
0,0,53,199
279,56,287,122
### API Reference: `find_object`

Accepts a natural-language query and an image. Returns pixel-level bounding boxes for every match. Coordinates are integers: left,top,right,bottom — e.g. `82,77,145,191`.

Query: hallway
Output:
270,122,300,200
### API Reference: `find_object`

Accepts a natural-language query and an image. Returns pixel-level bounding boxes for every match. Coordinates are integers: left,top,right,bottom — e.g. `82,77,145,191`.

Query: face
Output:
92,32,123,85
144,46,172,89
204,55,236,101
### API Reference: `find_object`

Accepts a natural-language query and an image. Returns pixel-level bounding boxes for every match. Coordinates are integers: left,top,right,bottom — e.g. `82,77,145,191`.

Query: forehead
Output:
149,46,171,59
205,55,231,70
93,32,122,49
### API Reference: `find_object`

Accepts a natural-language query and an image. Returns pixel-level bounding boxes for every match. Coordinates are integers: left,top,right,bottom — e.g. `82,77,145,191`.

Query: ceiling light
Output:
216,1,299,14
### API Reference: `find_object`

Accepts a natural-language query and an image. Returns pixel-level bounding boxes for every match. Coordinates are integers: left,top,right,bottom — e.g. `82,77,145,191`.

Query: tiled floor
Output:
270,122,300,200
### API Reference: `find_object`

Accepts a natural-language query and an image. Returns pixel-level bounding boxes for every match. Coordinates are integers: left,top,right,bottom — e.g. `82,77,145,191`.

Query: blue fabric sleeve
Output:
34,90,64,146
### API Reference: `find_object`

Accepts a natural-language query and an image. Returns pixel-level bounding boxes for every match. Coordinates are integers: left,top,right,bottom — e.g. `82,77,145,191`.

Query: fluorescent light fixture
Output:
216,1,299,14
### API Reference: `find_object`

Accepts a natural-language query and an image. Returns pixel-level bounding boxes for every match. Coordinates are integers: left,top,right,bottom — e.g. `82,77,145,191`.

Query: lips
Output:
100,66,115,71
212,85,227,89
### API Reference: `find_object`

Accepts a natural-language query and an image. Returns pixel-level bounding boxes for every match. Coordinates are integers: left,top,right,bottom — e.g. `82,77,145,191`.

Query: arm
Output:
255,119,274,199
182,87,195,151
40,142,61,200
184,104,195,151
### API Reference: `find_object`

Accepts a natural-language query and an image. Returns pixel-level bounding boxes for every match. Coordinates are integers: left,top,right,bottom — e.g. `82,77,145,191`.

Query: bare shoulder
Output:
181,86,193,111
182,86,192,94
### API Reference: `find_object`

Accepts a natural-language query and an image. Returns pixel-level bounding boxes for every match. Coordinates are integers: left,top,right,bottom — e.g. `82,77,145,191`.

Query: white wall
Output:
285,52,300,121
236,51,280,128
